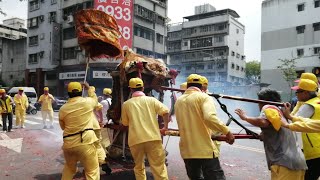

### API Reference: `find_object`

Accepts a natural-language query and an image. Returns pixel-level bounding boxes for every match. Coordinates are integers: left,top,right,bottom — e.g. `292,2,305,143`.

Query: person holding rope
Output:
174,74,234,180
281,103,320,133
282,78,320,180
121,77,170,180
59,82,100,180
235,89,307,180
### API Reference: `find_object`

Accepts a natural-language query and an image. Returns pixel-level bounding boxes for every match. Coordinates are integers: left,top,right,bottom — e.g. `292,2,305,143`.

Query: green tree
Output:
277,58,297,100
245,60,261,84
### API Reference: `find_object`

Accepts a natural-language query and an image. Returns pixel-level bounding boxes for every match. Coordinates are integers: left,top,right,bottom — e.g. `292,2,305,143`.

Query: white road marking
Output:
229,144,265,154
0,133,23,153
24,120,40,125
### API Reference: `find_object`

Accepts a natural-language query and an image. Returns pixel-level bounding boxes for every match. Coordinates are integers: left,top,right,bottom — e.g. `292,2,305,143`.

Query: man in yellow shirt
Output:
0,89,14,132
14,87,29,128
282,102,320,133
59,82,100,180
121,77,170,180
174,74,234,180
289,78,320,180
38,87,55,129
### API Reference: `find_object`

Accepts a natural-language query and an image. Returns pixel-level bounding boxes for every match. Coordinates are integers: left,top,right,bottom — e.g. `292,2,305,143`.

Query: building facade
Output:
0,18,27,40
0,37,27,87
261,0,320,98
0,18,27,86
26,0,167,96
26,0,61,95
167,4,246,86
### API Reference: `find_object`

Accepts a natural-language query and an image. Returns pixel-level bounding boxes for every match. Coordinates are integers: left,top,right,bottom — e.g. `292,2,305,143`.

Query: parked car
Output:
34,96,67,111
8,87,38,105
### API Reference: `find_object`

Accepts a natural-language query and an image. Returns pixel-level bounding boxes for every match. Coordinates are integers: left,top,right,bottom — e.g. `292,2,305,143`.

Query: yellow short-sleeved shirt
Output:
175,87,230,159
59,88,99,149
38,94,54,111
121,95,169,147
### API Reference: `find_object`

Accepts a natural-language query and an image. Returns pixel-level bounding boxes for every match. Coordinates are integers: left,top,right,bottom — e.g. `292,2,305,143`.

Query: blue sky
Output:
0,0,263,61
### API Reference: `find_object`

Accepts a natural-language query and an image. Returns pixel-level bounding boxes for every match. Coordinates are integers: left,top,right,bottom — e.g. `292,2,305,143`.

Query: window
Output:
11,58,13,64
313,22,320,31
51,0,57,4
208,64,213,69
49,11,57,23
63,47,77,60
236,65,240,70
28,53,38,64
135,26,154,40
214,36,224,43
314,47,320,54
156,33,163,44
297,3,305,11
63,27,76,40
184,42,188,46
29,0,40,11
236,41,239,46
217,63,224,69
156,15,165,25
236,29,239,34
241,55,246,60
296,25,305,34
315,0,320,8
231,51,235,56
28,17,39,28
236,53,240,58
186,66,191,70
241,67,244,72
297,49,304,57
134,4,155,22
190,37,212,48
197,65,204,70
216,24,226,31
231,63,235,69
29,35,38,46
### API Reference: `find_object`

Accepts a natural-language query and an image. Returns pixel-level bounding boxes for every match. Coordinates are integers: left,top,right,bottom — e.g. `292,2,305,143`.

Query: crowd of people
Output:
1,72,319,180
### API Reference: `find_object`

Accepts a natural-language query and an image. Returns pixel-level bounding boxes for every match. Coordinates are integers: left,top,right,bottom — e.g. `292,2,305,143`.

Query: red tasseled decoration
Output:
169,69,179,85
136,61,144,78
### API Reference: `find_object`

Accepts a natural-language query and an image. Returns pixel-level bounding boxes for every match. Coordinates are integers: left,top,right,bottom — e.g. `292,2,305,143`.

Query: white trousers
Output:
41,110,54,126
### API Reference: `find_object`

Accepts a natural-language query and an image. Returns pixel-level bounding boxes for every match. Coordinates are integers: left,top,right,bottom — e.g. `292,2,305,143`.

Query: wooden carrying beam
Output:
159,86,284,107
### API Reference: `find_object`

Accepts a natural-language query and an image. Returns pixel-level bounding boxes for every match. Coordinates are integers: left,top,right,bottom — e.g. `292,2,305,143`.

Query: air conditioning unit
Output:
39,51,44,58
66,15,74,24
40,33,45,40
39,15,44,22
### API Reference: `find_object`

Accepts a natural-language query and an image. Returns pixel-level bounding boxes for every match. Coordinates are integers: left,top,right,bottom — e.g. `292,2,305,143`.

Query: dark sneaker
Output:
101,163,112,175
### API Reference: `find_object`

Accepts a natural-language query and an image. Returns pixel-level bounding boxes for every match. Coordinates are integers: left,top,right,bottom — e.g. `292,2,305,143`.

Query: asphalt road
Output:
0,111,270,180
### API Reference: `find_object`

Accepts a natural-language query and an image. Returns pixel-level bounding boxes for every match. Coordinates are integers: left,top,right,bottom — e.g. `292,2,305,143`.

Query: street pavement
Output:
0,112,270,180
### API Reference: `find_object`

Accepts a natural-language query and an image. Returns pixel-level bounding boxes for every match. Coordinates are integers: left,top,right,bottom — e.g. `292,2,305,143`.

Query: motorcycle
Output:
13,103,37,115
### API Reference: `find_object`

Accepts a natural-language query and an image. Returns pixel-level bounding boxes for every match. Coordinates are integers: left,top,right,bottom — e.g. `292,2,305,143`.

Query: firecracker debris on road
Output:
0,112,269,180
